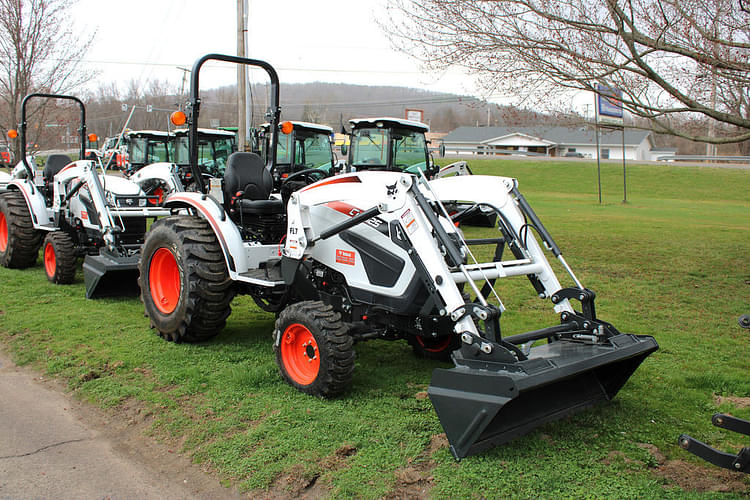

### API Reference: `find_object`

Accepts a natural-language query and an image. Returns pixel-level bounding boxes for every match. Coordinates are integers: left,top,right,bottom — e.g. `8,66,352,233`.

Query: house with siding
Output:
441,126,675,161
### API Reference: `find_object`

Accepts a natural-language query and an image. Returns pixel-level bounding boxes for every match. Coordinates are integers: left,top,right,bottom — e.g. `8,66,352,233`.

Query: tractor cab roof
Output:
173,128,236,138
349,117,429,133
124,130,174,139
260,121,333,135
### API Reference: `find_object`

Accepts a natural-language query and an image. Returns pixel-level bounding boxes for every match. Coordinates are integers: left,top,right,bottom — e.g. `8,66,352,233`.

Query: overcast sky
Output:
70,0,478,97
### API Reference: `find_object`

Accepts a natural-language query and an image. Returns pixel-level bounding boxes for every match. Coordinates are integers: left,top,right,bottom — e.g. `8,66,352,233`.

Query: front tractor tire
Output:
43,232,77,284
0,191,42,268
274,301,355,397
139,215,234,343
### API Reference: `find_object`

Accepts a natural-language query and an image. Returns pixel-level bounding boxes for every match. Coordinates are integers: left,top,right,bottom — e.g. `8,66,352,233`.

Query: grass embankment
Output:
1,159,749,498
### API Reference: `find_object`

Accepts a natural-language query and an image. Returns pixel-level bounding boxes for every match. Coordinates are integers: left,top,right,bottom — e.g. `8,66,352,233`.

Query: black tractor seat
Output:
223,152,284,216
43,154,71,182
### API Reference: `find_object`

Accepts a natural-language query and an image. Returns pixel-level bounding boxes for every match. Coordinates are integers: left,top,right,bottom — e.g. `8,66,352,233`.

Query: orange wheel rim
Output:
149,247,181,314
415,335,453,353
280,323,320,385
44,242,56,278
0,212,7,252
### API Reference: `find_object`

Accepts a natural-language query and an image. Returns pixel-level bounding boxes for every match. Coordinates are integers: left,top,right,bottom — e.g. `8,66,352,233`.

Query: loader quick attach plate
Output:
82,250,141,299
428,333,658,459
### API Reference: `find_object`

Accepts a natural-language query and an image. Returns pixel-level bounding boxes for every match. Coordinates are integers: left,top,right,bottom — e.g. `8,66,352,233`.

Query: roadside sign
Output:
405,109,424,123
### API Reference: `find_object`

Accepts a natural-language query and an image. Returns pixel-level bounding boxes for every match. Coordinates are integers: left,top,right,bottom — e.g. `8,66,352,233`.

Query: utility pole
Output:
244,0,252,146
237,0,247,150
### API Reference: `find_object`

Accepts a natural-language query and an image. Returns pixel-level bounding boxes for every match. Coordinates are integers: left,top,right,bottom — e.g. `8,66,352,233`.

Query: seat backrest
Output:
223,152,272,201
43,154,71,180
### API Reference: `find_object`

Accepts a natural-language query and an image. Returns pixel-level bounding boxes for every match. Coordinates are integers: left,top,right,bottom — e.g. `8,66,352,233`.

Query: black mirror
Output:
439,143,446,158
340,144,348,156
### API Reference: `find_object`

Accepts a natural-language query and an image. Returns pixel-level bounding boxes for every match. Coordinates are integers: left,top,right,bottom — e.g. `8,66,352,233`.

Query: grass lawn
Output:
1,159,749,498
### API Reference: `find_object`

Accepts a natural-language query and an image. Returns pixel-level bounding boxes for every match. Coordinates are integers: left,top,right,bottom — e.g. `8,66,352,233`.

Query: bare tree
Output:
385,0,750,145
0,0,95,156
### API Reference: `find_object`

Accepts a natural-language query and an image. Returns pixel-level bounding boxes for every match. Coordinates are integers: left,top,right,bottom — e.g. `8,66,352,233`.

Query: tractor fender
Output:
6,179,54,228
163,192,246,274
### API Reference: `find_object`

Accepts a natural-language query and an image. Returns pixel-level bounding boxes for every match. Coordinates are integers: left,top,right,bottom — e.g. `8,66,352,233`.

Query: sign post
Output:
594,84,626,204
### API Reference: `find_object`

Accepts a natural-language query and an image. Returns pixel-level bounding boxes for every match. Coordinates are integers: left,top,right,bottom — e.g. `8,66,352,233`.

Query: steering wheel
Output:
280,167,328,188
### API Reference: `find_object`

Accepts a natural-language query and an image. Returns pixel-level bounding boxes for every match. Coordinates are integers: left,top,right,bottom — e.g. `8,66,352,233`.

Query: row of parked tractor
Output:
0,54,743,467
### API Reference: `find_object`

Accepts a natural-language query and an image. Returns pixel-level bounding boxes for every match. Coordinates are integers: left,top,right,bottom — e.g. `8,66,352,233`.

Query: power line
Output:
49,58,435,76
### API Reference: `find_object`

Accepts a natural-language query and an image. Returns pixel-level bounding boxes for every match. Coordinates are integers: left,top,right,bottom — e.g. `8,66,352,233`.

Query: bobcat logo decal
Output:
386,182,398,197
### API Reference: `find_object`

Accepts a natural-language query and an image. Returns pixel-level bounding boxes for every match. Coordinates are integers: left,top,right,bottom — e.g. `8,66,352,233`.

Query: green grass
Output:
1,159,749,498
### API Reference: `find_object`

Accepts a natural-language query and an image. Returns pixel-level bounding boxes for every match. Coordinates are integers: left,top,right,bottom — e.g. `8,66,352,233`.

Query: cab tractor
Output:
258,120,338,188
172,127,237,181
346,117,495,226
101,130,173,174
138,53,658,460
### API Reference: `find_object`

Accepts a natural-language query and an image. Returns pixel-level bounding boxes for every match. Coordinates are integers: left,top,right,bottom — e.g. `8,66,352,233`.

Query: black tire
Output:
42,232,77,284
0,191,42,268
138,215,234,343
408,334,461,362
274,301,354,397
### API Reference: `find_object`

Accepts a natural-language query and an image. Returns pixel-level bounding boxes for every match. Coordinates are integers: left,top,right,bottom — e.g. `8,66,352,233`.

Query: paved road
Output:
0,351,243,500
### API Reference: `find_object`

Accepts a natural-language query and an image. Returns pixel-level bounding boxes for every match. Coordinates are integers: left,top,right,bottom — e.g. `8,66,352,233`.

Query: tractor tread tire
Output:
43,232,77,284
275,300,355,398
139,215,234,343
0,191,42,268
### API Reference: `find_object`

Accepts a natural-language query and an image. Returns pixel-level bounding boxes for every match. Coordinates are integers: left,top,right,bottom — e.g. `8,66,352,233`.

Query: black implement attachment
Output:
679,414,750,473
676,314,750,473
82,249,141,299
428,292,658,460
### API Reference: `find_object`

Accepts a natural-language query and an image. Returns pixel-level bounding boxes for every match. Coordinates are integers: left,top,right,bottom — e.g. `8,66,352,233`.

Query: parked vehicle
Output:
138,54,658,460
0,93,170,298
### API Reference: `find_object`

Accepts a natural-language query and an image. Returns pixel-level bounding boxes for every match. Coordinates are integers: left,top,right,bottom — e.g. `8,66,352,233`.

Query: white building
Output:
442,126,675,161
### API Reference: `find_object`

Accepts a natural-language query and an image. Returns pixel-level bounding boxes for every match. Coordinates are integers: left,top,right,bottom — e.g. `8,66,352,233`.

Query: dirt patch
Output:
319,443,358,470
657,460,749,493
715,395,750,409
263,463,326,499
385,433,449,499
252,443,358,499
639,443,749,493
637,443,666,464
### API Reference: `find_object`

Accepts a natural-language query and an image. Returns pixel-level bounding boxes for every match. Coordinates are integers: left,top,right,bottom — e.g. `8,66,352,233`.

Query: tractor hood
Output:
100,174,144,196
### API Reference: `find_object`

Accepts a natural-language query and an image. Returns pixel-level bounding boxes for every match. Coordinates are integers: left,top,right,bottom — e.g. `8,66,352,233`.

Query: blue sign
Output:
597,85,623,118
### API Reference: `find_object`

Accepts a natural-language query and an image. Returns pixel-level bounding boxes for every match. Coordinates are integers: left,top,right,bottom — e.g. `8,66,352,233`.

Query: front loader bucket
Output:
82,251,141,299
429,334,658,459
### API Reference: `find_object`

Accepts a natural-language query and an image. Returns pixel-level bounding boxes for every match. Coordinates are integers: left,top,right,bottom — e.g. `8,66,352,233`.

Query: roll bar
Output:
188,54,281,193
19,93,87,180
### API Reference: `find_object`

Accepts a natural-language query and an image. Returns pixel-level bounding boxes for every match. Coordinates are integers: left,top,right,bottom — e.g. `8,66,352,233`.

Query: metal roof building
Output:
442,126,675,161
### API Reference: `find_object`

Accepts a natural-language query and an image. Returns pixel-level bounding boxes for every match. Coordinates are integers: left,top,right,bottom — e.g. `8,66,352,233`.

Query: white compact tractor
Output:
0,93,170,298
138,54,658,459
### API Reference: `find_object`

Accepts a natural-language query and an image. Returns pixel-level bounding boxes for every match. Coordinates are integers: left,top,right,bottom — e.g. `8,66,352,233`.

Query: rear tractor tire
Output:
408,334,461,362
0,191,42,268
274,301,355,397
139,215,234,343
43,232,77,284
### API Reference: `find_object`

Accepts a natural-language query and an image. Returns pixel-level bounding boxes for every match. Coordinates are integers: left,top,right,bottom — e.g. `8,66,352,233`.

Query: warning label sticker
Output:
335,249,356,266
400,209,418,234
